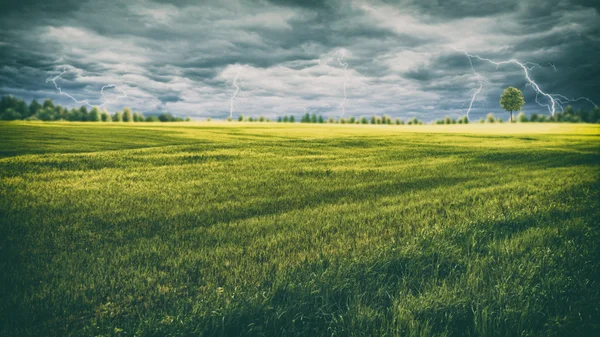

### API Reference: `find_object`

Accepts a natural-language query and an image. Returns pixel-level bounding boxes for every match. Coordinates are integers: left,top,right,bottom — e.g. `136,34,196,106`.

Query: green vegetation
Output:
1,122,599,337
500,87,525,122
0,96,188,122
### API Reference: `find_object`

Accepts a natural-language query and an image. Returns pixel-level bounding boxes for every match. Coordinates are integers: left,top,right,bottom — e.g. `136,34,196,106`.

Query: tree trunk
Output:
510,111,513,122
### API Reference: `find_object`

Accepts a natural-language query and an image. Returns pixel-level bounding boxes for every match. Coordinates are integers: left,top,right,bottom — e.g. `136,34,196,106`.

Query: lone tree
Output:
500,86,525,122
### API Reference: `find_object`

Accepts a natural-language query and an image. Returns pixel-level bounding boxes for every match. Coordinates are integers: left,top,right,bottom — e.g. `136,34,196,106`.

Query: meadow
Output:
0,121,599,337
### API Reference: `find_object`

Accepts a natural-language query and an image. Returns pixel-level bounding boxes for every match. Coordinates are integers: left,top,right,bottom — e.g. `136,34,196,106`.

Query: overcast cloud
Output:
0,0,598,120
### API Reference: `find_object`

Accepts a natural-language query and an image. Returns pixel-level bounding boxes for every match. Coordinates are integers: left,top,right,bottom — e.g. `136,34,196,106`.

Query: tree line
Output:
0,96,189,122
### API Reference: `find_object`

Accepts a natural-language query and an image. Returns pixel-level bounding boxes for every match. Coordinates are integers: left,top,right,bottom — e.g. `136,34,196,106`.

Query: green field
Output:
1,122,599,336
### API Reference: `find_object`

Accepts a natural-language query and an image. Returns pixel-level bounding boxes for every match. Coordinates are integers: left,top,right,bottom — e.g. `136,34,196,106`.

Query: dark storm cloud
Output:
0,0,598,120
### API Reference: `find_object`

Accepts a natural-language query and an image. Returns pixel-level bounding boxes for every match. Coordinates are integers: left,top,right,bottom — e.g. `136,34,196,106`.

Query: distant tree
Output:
563,105,575,116
43,99,54,110
89,107,101,121
517,112,528,123
100,109,111,122
146,115,159,122
500,86,525,122
311,113,318,123
77,106,87,121
137,112,145,122
122,107,133,122
289,115,295,123
538,115,547,122
247,116,253,122
15,98,29,117
592,106,600,123
497,118,503,123
529,113,539,122
361,116,368,124
158,113,174,122
36,108,54,121
371,116,376,124
318,115,325,123
113,111,123,122
237,115,243,121
1,108,21,120
277,116,282,122
486,113,496,123
283,115,289,123
301,113,310,123
259,115,265,122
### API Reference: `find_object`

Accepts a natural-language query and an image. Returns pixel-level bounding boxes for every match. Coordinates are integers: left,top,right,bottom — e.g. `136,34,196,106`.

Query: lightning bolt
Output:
229,70,241,119
336,50,349,117
454,48,598,118
46,67,127,108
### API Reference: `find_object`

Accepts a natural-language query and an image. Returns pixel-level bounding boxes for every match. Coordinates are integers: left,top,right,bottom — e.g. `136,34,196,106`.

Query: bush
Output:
517,112,528,123
146,116,159,122
238,115,244,122
290,116,295,123
530,113,539,122
486,113,496,123
361,117,368,124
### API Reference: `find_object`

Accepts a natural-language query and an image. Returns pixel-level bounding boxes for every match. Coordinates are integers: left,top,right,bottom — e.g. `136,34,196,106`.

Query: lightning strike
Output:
46,67,127,108
229,70,241,119
454,48,598,118
336,50,349,117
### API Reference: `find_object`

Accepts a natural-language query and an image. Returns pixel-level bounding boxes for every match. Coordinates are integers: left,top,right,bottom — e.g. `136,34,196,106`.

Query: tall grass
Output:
0,122,599,337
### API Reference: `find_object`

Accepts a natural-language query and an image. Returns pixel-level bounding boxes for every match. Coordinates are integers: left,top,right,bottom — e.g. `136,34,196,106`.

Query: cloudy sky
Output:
1,0,599,121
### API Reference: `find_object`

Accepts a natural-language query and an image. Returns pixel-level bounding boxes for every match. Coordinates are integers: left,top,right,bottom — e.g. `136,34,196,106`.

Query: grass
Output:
1,121,599,337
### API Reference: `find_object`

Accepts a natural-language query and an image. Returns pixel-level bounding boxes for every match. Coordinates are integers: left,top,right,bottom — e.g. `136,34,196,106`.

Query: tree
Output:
500,86,525,122
486,113,496,123
79,106,89,121
238,115,244,122
289,115,295,123
89,107,101,121
15,99,29,117
318,115,325,123
43,99,54,109
146,115,159,122
283,115,289,123
113,111,123,122
122,107,133,122
100,110,111,122
28,99,42,117
1,108,21,120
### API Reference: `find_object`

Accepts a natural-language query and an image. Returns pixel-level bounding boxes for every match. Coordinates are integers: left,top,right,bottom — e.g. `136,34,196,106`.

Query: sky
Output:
0,0,599,121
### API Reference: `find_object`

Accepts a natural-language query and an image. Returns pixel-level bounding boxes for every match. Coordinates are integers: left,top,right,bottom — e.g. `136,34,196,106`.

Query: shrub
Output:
146,115,159,122
259,116,265,122
361,117,368,124
328,117,334,123
290,116,295,123
348,116,355,124
238,115,244,122
530,113,539,122
486,113,496,123
319,115,325,123
517,112,528,123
